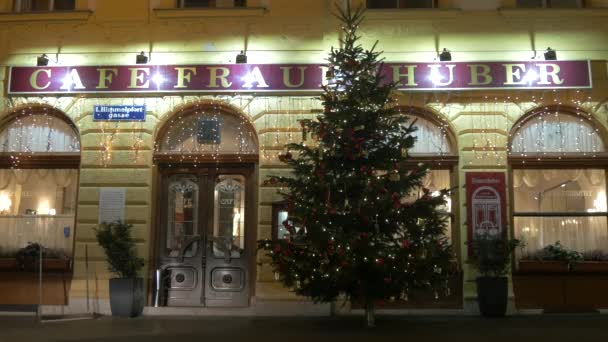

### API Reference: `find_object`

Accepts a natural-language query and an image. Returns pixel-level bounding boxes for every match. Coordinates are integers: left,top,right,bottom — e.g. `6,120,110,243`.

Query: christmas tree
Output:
259,4,454,327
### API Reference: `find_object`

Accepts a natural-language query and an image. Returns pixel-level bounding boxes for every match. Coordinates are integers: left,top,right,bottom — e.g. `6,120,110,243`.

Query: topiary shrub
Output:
93,221,144,278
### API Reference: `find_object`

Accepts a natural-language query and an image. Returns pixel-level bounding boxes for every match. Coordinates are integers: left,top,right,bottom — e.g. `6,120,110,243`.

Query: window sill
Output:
0,10,91,22
153,7,267,19
364,8,460,20
498,8,608,18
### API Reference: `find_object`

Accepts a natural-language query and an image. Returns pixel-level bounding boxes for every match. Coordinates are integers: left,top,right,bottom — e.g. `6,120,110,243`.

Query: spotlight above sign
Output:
8,60,592,95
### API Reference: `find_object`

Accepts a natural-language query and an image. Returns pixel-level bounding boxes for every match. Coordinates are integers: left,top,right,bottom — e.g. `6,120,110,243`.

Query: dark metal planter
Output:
476,276,508,317
109,278,144,318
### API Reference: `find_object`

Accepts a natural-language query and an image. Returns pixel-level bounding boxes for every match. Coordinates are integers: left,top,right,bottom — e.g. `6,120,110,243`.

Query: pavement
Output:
0,314,607,342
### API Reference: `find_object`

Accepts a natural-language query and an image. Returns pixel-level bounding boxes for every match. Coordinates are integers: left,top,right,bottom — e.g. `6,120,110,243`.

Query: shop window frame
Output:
508,105,608,261
13,0,76,12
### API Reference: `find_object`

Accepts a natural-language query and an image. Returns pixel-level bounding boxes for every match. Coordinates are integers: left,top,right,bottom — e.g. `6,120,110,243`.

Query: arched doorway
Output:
153,102,258,307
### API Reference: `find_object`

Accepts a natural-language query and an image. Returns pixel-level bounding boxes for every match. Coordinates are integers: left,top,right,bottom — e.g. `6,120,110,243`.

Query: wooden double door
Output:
156,165,254,307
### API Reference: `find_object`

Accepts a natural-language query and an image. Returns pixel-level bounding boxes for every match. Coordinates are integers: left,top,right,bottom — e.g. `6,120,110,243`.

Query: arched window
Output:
510,107,608,257
0,106,80,260
408,115,455,156
510,111,603,154
0,113,80,153
156,106,258,160
401,108,458,246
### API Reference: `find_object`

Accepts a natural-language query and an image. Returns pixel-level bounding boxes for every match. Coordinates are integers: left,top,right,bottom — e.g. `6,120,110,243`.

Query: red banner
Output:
7,60,592,95
466,172,507,255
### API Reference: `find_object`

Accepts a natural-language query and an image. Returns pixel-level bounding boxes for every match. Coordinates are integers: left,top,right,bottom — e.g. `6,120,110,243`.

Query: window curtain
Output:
511,113,604,153
514,169,608,255
407,116,452,155
0,114,80,153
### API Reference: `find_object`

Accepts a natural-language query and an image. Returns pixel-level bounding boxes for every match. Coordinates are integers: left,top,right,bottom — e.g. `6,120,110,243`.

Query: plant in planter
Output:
519,241,582,273
468,233,521,317
14,243,70,272
94,221,144,318
573,250,608,273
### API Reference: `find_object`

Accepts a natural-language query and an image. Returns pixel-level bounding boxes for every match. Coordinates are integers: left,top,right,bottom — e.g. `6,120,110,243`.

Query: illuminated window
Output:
0,108,79,259
511,109,608,257
366,0,436,8
178,0,246,8
13,0,75,12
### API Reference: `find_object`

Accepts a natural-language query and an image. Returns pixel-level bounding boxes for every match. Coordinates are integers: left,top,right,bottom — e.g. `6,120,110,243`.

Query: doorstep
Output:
144,299,331,317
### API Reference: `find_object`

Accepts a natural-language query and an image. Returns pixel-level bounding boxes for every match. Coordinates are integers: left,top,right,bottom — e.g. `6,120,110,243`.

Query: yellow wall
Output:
1,0,608,307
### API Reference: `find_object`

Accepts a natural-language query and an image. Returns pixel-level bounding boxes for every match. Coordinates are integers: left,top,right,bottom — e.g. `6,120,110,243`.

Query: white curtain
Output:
0,114,80,153
0,170,11,190
11,169,30,216
511,113,604,153
515,216,608,257
407,116,453,155
514,169,608,255
0,216,74,257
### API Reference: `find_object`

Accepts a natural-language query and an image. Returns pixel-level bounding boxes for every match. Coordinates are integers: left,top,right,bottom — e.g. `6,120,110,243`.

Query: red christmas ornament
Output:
376,258,385,266
360,232,369,240
402,239,410,249
392,192,401,209
278,152,292,163
328,207,338,215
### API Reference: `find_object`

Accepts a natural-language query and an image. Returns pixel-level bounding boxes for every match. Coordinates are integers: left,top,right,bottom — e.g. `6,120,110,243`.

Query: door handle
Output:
209,236,235,263
178,235,201,262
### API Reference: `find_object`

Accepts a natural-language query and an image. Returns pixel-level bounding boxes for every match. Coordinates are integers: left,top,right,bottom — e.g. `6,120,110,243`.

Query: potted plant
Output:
519,241,582,273
468,232,520,317
94,221,144,318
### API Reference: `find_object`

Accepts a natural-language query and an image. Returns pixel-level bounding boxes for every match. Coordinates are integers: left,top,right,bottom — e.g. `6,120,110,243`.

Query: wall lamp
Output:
439,48,451,62
136,51,148,64
36,54,49,66
236,50,247,64
544,47,557,61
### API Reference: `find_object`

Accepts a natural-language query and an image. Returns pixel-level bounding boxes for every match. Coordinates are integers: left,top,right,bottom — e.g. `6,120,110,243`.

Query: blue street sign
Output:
94,105,146,121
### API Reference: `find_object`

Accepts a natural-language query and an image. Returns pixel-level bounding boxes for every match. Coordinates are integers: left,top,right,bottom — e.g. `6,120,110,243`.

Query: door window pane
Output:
213,175,245,258
166,175,199,258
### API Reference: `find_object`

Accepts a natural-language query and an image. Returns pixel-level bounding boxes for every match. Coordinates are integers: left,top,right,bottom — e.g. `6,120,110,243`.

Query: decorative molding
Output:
0,10,92,22
153,7,267,19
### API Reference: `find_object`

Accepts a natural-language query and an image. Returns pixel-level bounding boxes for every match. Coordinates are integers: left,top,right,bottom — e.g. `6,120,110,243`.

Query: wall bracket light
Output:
36,54,49,66
544,47,557,61
136,51,148,64
236,50,247,64
439,48,451,62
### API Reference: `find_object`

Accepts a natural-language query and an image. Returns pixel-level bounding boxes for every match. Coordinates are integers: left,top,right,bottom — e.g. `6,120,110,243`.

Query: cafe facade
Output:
1,0,608,315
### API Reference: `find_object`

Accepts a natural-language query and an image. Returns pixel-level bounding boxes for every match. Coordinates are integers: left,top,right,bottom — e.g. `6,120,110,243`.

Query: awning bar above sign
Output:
8,61,592,95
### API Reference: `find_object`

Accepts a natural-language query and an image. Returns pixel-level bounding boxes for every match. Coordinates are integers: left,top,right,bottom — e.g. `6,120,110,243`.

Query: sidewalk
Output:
0,314,607,342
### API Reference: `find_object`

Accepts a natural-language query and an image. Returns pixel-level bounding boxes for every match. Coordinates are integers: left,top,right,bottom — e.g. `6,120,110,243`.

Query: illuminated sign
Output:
93,105,146,121
8,61,592,94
